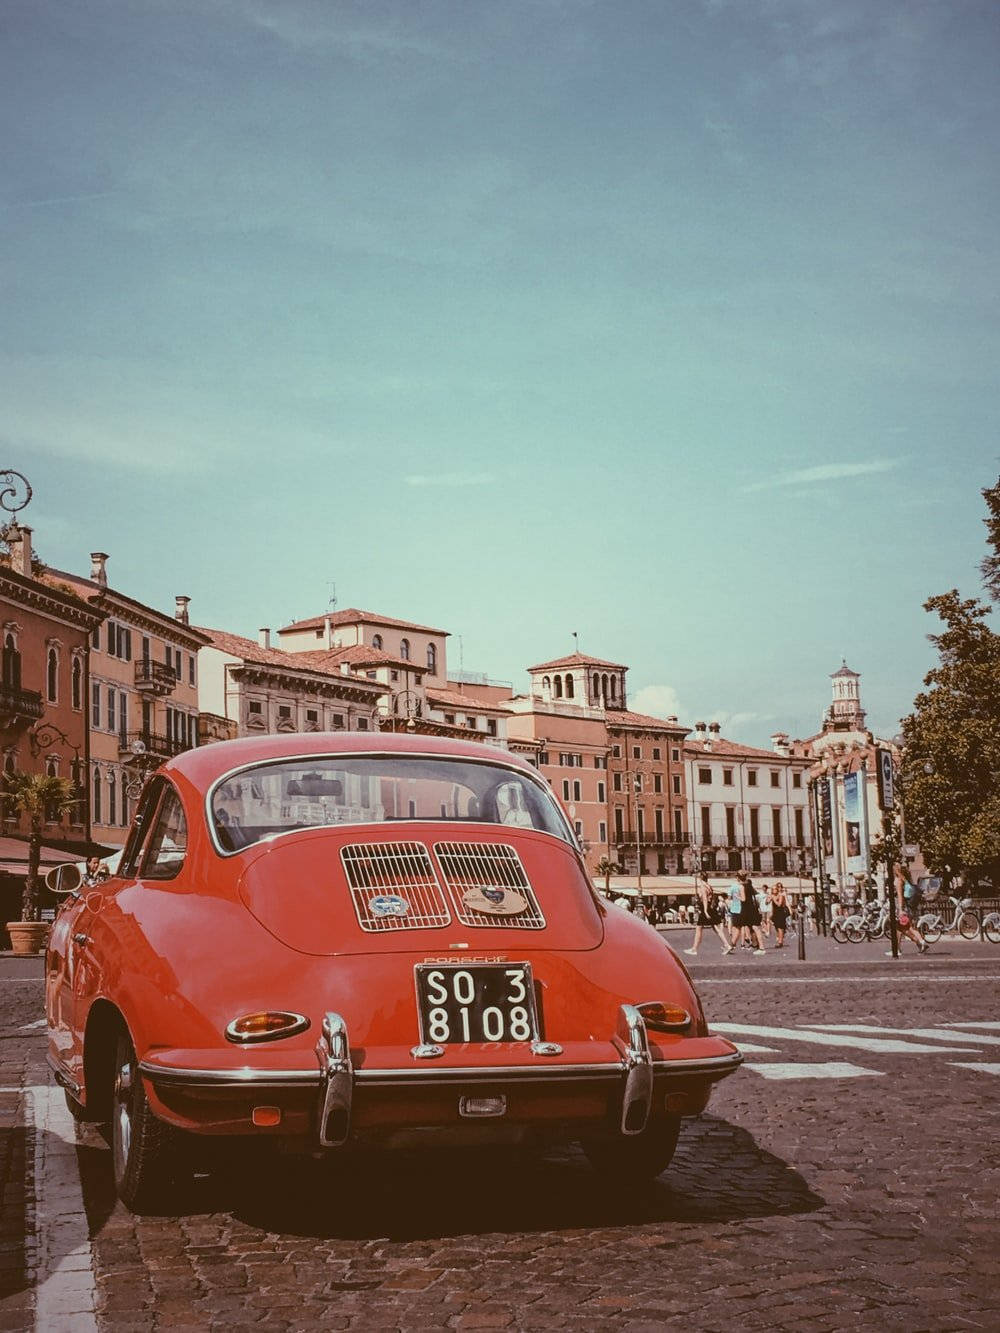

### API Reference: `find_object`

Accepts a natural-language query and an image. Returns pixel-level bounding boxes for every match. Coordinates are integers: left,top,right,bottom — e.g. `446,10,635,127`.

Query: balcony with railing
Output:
613,830,692,849
119,729,190,761
134,658,177,697
0,685,44,727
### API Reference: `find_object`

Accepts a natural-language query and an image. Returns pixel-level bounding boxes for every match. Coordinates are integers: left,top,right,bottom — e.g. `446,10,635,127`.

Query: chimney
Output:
9,525,32,577
771,731,790,756
694,721,706,734
258,628,271,649
175,596,190,626
340,661,350,675
324,614,332,648
90,552,108,588
709,722,721,736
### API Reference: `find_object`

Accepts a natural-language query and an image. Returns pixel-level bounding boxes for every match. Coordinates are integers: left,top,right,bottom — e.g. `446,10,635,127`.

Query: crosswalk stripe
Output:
806,1024,1000,1046
942,1022,1000,1030
731,1042,780,1054
950,1062,1000,1075
746,1062,884,1080
710,1022,979,1054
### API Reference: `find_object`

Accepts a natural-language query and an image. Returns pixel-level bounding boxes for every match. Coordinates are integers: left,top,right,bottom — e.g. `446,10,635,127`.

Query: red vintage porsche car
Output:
46,733,741,1210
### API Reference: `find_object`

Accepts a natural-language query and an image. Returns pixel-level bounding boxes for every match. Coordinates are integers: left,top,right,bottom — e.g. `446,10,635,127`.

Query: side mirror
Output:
45,863,82,896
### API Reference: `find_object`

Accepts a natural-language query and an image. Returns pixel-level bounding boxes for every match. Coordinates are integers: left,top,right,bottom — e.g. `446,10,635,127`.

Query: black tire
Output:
111,1029,185,1212
918,916,941,944
958,911,980,940
844,919,866,944
831,921,848,944
583,1114,682,1183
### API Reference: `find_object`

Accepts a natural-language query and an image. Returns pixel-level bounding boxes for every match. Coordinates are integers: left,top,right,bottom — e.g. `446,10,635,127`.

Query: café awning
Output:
0,837,81,877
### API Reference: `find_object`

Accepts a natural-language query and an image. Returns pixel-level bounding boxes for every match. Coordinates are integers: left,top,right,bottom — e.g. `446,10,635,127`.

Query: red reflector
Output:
252,1106,282,1127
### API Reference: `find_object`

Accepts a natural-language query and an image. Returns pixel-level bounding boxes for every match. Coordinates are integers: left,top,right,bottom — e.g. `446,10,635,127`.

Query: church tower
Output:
824,659,866,733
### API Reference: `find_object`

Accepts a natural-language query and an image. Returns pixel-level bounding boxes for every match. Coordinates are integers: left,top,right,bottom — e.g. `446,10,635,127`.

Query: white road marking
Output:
942,1022,1000,1029
950,1062,1000,1075
746,1062,885,1080
18,1083,98,1332
731,1042,780,1054
19,1018,47,1031
806,1024,1000,1046
710,1022,979,1054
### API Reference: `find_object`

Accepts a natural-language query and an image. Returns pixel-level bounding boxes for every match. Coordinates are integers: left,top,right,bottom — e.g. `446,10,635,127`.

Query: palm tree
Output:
595,856,616,897
3,772,79,921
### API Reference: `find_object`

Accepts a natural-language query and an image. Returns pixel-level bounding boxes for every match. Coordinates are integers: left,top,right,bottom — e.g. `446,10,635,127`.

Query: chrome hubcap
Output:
113,1057,133,1179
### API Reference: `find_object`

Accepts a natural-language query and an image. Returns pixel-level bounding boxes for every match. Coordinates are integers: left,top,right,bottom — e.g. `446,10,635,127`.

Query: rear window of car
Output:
209,755,573,854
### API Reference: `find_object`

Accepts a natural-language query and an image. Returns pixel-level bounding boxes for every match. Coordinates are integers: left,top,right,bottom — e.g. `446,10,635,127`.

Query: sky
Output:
3,0,999,746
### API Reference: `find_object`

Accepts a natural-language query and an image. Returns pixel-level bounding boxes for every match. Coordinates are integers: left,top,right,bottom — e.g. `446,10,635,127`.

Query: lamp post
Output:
633,773,644,910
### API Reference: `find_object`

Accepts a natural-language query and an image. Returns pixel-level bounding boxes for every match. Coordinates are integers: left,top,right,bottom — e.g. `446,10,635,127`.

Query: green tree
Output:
900,477,1000,886
3,772,79,921
595,856,616,895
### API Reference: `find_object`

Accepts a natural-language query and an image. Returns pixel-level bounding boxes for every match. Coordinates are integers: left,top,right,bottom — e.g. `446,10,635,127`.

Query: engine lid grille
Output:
434,841,546,929
340,842,451,932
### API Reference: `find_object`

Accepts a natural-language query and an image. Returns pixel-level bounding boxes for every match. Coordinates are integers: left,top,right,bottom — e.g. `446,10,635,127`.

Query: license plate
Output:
415,963,538,1044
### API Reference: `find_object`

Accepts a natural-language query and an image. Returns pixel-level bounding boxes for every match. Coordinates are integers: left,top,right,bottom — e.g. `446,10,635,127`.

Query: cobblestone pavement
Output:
2,949,998,1331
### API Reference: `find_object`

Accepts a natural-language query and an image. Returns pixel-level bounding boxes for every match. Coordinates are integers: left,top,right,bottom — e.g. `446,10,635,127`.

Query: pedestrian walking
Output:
889,863,929,954
685,873,733,956
770,882,790,948
726,874,743,948
758,882,773,937
741,872,767,954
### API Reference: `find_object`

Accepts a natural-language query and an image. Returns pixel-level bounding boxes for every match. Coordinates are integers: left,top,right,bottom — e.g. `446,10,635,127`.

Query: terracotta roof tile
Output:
527,651,629,672
683,736,808,762
426,686,508,714
196,627,384,689
606,708,689,733
278,607,449,636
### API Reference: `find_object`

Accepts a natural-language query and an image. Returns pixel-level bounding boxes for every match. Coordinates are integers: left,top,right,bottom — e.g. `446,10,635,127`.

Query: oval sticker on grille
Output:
370,894,411,918
462,886,528,916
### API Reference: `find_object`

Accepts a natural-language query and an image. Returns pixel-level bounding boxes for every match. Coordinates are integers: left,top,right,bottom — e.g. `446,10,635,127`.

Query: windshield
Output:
210,754,574,853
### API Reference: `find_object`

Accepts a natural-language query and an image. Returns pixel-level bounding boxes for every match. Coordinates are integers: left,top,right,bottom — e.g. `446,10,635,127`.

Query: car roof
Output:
162,731,538,789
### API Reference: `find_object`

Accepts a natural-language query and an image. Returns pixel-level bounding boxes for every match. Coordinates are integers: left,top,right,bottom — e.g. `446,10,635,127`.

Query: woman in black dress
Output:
770,882,790,948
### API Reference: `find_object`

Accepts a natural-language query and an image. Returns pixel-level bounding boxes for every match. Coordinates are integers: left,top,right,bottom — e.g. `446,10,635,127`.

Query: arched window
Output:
2,634,20,690
542,675,550,696
71,656,83,710
47,648,59,702
399,639,410,661
426,643,437,674
565,674,574,699
372,634,383,650
610,676,617,701
108,771,117,827
554,675,563,698
592,676,600,702
45,760,60,822
92,768,102,825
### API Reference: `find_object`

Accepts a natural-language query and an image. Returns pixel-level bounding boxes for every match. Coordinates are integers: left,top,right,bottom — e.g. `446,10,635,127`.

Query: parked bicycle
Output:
917,895,980,943
842,900,889,943
981,910,1000,944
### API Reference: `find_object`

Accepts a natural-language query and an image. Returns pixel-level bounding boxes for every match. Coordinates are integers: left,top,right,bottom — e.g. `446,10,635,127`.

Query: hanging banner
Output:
876,748,895,810
843,771,863,873
818,778,834,860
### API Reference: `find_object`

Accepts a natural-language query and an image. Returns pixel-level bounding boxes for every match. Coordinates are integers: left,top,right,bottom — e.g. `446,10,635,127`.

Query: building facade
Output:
684,722,814,878
50,558,210,849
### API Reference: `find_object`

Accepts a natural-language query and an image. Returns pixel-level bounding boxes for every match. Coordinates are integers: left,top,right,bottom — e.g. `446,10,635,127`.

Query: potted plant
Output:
3,771,78,955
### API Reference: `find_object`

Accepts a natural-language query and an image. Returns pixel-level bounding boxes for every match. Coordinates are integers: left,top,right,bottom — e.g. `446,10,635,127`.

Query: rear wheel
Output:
958,911,981,940
918,916,941,943
983,913,1000,944
844,918,866,944
831,921,848,943
583,1114,682,1183
111,1029,186,1213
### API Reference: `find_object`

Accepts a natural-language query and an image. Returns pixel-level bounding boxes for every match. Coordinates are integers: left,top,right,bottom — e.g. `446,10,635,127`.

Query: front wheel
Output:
582,1114,682,1183
958,911,981,940
844,918,866,944
831,921,848,944
982,914,1000,944
918,916,941,943
111,1029,186,1212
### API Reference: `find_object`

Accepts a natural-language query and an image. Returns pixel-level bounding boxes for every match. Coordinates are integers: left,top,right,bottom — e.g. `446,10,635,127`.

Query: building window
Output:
726,808,736,842
106,620,116,655
92,768,102,825
119,691,127,742
747,770,758,787
574,820,583,838
248,700,263,715
92,682,101,728
795,808,805,845
565,674,574,699
366,670,377,679
356,717,369,730
698,767,711,784
653,774,662,793
445,713,456,724
278,705,292,719
71,657,82,710
613,773,622,792
487,719,497,736
562,780,570,800
614,808,624,839
652,747,661,761
672,774,681,794
723,768,733,786
390,670,399,682
597,781,605,803
119,627,132,662
632,746,641,760
91,625,101,649
611,744,621,758
399,638,410,661
108,771,117,827
599,821,607,843
372,634,383,649
770,770,780,788
573,780,581,801
700,807,711,840
792,772,802,789
593,755,606,769
106,687,116,732
189,655,196,685
332,713,345,729
426,643,437,674
47,648,59,703
674,809,683,839
537,751,549,766
2,634,21,690
671,748,679,762
174,649,182,679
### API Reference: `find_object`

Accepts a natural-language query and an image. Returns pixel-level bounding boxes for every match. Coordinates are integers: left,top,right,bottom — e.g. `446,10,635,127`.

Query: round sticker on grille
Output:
462,886,528,916
370,894,411,918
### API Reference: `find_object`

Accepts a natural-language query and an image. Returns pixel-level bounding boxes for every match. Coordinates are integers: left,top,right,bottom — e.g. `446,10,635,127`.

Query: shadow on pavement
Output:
75,1113,824,1241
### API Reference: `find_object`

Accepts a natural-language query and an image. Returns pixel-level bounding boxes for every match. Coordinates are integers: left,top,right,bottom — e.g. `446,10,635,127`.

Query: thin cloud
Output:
742,459,901,493
405,473,495,488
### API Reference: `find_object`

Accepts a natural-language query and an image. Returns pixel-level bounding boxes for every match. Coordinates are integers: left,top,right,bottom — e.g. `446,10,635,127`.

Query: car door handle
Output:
72,933,90,947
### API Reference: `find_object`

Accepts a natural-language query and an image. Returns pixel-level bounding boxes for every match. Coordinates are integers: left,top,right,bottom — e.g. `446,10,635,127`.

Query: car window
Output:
141,785,188,881
117,778,166,878
210,755,574,854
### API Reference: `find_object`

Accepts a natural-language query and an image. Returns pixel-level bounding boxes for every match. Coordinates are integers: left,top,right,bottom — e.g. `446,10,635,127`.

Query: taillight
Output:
637,1002,691,1032
225,1011,310,1043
